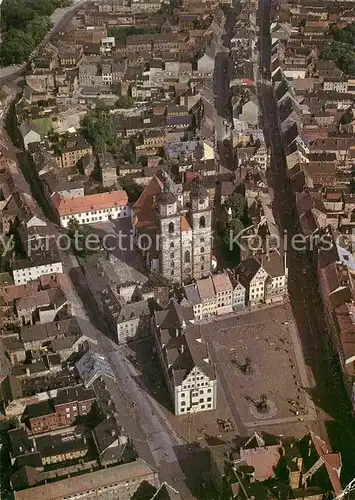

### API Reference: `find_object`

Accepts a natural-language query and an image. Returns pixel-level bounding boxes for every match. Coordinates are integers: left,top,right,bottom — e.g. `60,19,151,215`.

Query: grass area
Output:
32,116,53,135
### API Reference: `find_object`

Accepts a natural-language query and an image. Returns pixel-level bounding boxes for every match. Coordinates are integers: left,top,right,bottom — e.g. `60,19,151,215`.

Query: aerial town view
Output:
0,0,355,497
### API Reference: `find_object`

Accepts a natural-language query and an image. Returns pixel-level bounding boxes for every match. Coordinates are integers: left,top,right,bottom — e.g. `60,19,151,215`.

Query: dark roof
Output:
53,386,95,406
25,400,55,420
92,416,123,455
154,300,214,386
190,179,208,199
158,181,177,205
8,428,33,457
236,257,262,286
166,115,192,127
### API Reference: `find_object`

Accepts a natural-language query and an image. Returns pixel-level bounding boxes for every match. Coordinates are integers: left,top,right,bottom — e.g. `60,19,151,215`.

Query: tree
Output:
0,0,72,66
224,192,246,220
81,108,120,153
321,25,355,76
118,175,143,202
0,29,35,65
67,218,98,258
221,217,244,252
115,96,135,109
27,16,52,44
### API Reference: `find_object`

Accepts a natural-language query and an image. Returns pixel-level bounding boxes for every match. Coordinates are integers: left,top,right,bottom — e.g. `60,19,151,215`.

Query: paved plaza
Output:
201,305,318,434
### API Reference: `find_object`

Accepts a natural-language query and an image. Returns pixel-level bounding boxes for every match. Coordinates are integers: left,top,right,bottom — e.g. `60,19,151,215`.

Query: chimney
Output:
111,428,116,437
25,367,31,377
179,344,185,354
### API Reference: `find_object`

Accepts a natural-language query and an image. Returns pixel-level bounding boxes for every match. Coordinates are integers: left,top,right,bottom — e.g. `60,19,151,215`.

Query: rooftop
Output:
52,190,128,217
14,459,158,500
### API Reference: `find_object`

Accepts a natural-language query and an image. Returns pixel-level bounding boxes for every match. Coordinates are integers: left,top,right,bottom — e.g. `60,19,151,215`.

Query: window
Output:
184,250,190,263
181,401,186,406
207,397,212,402
200,237,204,242
171,261,174,267
170,252,174,258
168,222,174,233
170,242,174,248
201,265,204,271
199,216,206,228
200,247,205,253
171,270,174,276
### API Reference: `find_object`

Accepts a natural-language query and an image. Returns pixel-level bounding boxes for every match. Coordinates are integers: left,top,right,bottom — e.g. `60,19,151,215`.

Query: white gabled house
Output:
153,300,217,415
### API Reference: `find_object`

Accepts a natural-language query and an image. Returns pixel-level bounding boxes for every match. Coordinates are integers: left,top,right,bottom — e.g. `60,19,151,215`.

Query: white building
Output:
237,252,288,306
262,252,288,303
52,190,130,228
237,258,269,306
153,300,217,415
101,36,115,54
13,259,63,286
183,272,246,320
12,224,64,285
197,52,215,76
19,124,41,150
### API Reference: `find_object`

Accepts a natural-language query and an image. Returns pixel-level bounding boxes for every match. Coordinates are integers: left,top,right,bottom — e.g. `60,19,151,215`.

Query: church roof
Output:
181,215,191,232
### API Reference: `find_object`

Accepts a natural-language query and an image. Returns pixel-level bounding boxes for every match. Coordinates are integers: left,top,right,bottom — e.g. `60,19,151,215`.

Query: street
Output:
213,4,239,172
257,0,355,484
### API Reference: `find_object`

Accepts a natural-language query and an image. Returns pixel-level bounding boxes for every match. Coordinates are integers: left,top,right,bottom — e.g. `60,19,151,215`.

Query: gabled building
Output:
236,257,269,306
153,299,217,415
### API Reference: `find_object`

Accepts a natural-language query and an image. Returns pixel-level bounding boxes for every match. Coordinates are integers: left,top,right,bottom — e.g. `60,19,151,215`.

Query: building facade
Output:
52,190,130,227
153,299,217,415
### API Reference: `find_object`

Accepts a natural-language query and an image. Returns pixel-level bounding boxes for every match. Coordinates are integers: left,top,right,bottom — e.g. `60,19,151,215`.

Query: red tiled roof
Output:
133,176,163,230
52,191,128,217
310,432,343,496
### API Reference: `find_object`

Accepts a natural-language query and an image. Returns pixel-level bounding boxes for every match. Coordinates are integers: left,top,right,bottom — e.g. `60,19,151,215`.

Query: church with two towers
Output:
133,171,213,283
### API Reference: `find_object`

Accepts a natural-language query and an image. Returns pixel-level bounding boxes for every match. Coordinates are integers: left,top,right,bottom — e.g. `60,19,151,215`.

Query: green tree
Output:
0,0,72,66
118,175,143,202
115,96,135,109
0,29,35,65
27,16,52,44
224,192,246,219
321,24,355,76
81,108,120,153
67,218,98,258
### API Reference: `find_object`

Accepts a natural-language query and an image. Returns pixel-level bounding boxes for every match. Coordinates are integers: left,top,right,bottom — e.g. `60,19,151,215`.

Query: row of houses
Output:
270,0,355,410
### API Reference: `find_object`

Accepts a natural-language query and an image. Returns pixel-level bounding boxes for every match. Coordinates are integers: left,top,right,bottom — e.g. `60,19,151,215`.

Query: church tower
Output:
190,180,212,280
157,181,182,283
